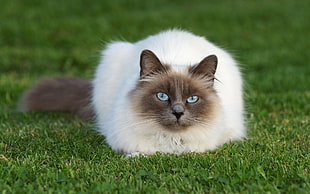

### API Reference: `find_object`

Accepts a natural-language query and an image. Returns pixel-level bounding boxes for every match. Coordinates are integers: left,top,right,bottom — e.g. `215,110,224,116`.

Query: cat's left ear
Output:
140,50,166,78
189,55,218,80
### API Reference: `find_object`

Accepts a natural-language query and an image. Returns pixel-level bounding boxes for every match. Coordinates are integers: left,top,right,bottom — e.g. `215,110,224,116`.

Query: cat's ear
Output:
140,50,166,78
189,55,218,80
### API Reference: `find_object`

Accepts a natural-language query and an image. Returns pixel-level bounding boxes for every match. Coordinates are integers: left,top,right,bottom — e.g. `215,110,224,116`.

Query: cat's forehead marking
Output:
138,65,214,94
155,73,206,100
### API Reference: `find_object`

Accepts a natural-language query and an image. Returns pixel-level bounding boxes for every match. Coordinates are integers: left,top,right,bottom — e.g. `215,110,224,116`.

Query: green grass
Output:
1,0,309,193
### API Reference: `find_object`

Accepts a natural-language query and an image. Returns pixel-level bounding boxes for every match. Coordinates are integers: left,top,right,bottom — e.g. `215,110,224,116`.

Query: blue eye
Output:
187,95,199,103
156,92,169,101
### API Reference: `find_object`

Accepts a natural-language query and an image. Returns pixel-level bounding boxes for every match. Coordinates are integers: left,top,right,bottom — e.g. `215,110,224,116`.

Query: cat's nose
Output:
172,103,185,120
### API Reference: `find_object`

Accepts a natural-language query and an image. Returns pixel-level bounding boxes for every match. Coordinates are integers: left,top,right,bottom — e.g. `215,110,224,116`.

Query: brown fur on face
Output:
129,50,220,132
130,70,219,132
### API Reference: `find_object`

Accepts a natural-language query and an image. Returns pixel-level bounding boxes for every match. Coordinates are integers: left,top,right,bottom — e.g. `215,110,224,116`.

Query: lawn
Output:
0,0,309,193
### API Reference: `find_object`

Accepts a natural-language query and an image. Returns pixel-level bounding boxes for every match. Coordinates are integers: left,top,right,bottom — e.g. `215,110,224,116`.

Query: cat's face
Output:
129,50,220,132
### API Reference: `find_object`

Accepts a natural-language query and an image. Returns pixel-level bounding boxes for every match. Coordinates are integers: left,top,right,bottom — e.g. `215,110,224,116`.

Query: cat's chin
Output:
161,120,192,132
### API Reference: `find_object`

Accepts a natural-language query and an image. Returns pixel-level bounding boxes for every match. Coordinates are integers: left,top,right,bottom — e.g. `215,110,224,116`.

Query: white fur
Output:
92,29,246,155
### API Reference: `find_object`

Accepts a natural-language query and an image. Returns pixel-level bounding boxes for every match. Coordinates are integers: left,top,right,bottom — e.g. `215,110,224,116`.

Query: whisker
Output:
187,118,212,129
115,119,159,133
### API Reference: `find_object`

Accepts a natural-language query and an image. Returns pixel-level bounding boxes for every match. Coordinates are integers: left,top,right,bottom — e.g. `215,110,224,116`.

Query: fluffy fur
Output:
20,77,94,121
20,29,246,155
92,29,246,155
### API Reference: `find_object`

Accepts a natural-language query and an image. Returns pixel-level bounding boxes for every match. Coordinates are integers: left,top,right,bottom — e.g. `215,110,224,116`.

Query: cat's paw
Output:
125,152,146,157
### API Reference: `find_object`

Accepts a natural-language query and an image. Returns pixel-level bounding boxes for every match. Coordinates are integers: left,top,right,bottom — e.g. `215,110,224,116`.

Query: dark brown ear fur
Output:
19,77,94,121
189,55,218,80
140,50,167,78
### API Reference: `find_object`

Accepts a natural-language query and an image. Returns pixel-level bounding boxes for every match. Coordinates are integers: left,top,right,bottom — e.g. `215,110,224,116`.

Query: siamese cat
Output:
20,29,246,155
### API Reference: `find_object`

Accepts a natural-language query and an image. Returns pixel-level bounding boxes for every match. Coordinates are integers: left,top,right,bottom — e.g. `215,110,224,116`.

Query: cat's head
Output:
130,50,220,132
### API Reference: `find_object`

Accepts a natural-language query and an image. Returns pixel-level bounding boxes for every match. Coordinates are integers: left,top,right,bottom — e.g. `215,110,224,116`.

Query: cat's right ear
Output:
140,50,166,78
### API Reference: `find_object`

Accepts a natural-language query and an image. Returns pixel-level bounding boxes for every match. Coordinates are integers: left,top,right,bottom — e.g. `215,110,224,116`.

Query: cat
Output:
20,29,246,155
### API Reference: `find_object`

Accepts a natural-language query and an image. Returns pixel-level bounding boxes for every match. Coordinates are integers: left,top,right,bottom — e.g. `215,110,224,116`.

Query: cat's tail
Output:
19,77,95,121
